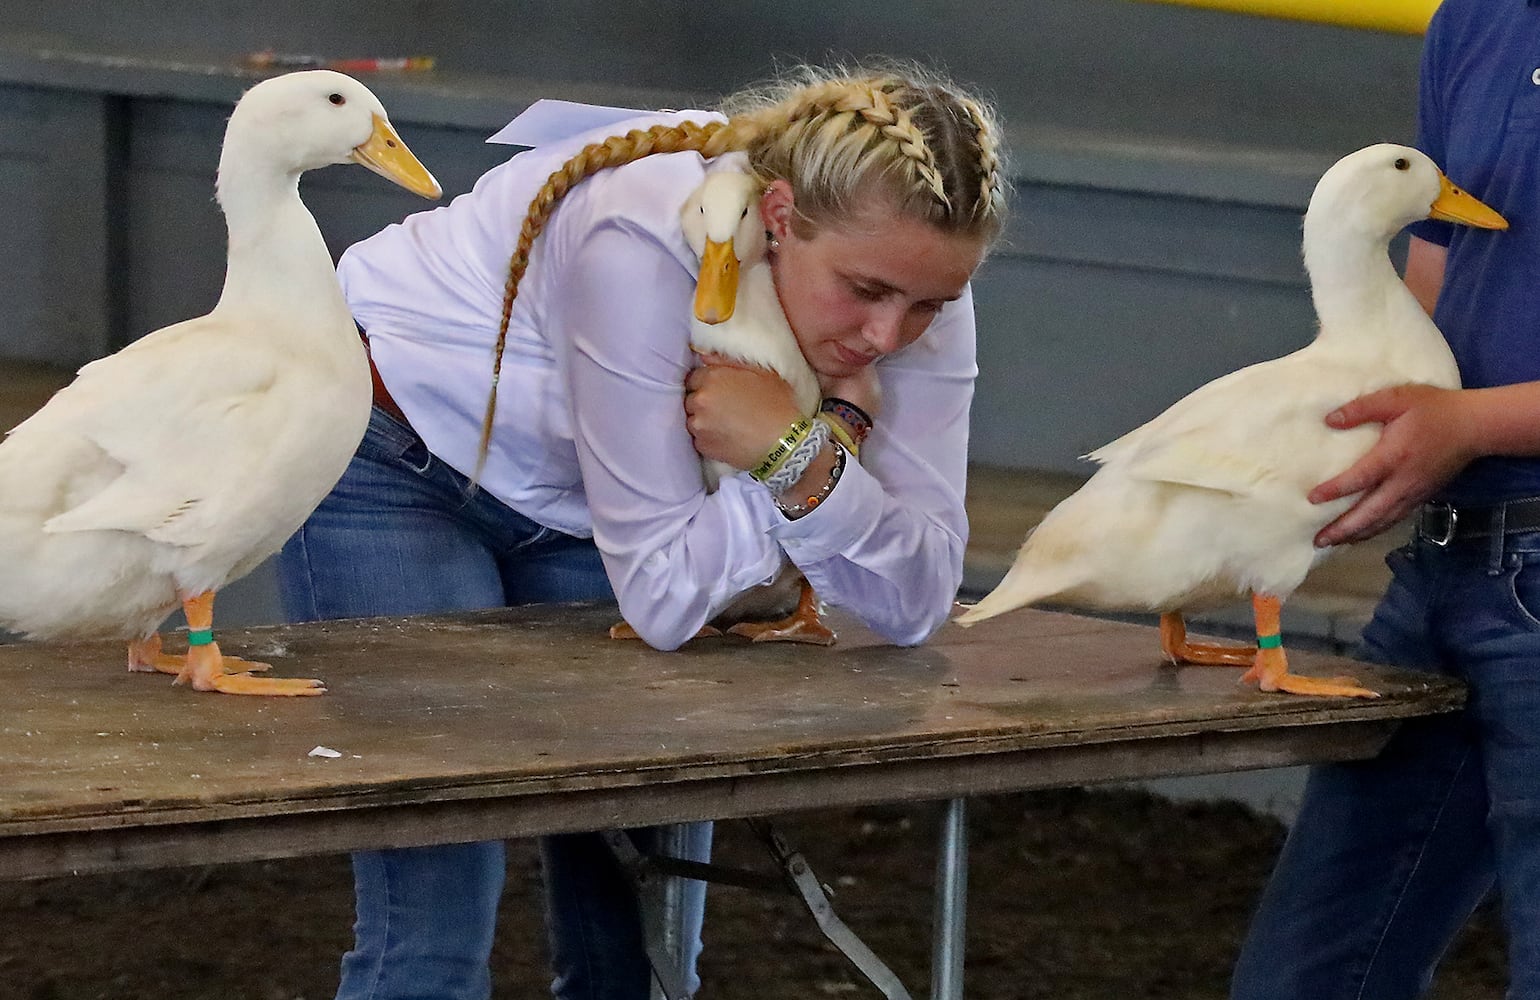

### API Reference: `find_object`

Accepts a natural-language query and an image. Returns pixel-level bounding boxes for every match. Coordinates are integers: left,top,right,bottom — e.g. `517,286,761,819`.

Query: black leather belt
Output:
1416,497,1540,546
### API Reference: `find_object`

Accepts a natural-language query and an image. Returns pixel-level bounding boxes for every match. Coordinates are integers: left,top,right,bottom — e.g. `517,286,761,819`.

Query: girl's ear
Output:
759,179,796,241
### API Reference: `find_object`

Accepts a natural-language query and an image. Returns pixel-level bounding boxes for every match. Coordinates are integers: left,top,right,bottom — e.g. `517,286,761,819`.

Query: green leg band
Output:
1256,633,1283,650
187,628,215,647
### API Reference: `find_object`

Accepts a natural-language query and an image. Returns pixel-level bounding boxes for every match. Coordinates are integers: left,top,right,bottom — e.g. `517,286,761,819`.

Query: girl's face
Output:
760,180,986,379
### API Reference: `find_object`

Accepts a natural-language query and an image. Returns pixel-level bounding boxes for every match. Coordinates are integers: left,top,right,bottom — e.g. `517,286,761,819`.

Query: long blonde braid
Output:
475,119,731,480
474,66,1007,481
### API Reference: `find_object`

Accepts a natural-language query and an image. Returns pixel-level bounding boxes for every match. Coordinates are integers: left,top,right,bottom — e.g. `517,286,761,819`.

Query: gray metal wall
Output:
0,0,1427,474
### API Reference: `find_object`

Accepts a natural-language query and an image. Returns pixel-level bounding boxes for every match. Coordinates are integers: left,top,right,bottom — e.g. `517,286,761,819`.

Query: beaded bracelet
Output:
776,444,847,519
763,418,831,494
819,397,872,446
749,417,814,483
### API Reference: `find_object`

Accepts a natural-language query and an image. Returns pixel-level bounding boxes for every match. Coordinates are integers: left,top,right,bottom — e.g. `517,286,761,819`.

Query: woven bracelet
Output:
763,419,831,494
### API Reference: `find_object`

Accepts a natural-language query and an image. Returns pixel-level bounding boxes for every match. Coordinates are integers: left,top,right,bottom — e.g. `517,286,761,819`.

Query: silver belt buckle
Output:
1422,501,1458,547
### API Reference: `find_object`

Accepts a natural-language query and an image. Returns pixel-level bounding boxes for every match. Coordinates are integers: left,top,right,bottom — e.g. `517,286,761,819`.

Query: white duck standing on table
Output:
612,163,835,644
0,70,440,695
956,143,1506,699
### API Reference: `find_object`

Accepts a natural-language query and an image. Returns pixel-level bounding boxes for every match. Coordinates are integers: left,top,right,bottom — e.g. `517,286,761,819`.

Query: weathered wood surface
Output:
0,603,1462,878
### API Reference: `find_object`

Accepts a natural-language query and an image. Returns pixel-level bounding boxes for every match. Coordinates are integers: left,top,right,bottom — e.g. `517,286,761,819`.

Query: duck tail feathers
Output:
954,540,1066,627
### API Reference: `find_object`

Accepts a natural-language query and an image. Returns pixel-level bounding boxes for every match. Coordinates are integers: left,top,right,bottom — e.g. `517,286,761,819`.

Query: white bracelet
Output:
763,419,831,494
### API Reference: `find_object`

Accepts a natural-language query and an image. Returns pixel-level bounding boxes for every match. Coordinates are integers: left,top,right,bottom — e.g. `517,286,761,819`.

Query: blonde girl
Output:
279,61,1007,1000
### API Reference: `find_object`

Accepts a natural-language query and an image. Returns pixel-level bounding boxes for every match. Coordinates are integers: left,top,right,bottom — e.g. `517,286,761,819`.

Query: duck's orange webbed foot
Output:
1242,647,1379,699
128,635,275,676
1240,594,1378,699
726,581,837,646
174,642,324,696
1158,612,1255,666
169,590,324,696
1241,647,1378,699
216,655,272,673
127,634,185,676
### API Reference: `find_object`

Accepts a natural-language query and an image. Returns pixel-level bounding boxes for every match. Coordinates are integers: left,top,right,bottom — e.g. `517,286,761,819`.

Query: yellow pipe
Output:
1133,0,1440,34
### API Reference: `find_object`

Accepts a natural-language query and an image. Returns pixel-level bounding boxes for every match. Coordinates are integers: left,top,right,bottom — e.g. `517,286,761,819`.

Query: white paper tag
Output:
486,99,654,146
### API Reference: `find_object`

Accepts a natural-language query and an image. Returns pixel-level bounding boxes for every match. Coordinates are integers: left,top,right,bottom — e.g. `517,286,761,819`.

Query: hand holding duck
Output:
684,352,806,471
1311,383,1481,544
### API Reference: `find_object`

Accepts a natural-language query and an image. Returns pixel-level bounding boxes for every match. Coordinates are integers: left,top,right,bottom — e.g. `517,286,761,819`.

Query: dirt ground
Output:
0,787,1507,1000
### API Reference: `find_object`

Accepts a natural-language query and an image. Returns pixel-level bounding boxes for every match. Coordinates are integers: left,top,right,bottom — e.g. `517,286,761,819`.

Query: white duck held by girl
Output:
683,165,822,488
956,143,1506,699
611,163,834,645
0,70,440,695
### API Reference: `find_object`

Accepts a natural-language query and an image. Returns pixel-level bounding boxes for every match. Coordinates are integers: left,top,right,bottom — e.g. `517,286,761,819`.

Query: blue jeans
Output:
1232,528,1540,999
279,407,712,1000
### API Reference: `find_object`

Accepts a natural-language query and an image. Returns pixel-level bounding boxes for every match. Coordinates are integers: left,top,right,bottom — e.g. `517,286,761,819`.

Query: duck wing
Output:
19,317,284,547
1085,350,1353,497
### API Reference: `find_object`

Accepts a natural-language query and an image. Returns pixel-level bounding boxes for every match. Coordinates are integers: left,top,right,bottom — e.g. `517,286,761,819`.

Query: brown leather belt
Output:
358,327,410,428
1416,497,1540,546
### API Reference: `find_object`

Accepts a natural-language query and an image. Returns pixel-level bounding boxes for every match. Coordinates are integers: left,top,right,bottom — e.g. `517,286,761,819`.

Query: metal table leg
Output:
611,818,916,999
647,823,694,1000
930,798,969,1000
749,818,914,1000
603,826,694,1000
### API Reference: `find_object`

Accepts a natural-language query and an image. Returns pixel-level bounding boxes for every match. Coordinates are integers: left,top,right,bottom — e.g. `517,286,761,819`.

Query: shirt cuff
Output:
763,453,882,563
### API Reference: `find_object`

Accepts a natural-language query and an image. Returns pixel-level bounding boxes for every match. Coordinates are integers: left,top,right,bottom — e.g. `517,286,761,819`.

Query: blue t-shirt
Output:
1408,0,1540,503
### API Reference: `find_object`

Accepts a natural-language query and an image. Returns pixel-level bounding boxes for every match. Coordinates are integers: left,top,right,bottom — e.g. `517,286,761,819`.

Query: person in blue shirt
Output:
1232,1,1540,996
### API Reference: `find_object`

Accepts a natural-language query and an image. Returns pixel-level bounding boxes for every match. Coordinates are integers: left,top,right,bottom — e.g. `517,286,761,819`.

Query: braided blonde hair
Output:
474,63,1008,477
719,64,1007,238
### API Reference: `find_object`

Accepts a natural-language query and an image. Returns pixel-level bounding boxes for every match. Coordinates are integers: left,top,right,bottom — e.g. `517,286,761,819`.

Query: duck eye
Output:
1394,157,1410,171
740,207,749,219
329,93,346,106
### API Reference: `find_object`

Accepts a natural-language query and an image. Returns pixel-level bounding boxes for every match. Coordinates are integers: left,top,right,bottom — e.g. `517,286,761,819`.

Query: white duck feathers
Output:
690,264,821,413
680,164,820,490
1086,338,1456,500
0,70,440,643
957,143,1504,628
22,324,359,548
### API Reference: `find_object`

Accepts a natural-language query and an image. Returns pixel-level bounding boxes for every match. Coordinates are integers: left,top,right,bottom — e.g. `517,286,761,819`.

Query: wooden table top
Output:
0,603,1463,878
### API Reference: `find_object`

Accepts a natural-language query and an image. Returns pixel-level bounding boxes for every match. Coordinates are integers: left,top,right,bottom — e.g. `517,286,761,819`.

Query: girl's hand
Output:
684,353,805,470
1310,384,1476,546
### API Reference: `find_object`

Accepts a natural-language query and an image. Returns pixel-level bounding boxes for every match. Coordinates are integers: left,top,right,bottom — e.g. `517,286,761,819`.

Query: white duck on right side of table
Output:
956,143,1507,699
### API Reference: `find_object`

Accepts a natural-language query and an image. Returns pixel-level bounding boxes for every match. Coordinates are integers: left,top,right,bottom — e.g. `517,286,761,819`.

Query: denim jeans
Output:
279,407,712,1000
1232,528,1540,999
